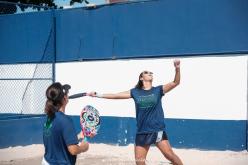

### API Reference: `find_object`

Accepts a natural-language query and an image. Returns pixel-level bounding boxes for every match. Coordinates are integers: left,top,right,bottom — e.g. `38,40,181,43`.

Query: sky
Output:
10,0,137,14
11,0,107,14
54,0,108,8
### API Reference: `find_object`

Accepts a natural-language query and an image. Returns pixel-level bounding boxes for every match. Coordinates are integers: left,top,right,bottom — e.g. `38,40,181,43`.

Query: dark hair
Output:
135,72,144,89
45,82,71,118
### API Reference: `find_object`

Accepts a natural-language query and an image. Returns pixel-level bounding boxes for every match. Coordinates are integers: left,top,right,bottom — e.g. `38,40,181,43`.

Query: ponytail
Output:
45,100,58,119
135,80,143,89
135,72,144,89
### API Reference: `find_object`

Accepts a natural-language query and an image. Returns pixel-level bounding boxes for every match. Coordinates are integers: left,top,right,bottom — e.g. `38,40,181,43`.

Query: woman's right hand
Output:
87,91,97,97
77,132,96,153
78,141,89,152
88,132,96,138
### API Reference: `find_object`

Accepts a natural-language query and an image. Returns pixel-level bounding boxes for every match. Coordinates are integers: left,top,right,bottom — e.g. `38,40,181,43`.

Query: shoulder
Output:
55,112,73,124
132,87,143,92
130,87,139,98
130,87,139,93
153,85,164,95
153,85,163,90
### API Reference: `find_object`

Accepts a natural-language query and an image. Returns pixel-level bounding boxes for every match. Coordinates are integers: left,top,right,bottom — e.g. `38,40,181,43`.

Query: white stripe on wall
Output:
56,56,247,120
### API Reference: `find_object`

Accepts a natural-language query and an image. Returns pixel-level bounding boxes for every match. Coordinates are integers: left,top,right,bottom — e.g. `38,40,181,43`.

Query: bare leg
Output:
156,140,183,165
134,145,150,165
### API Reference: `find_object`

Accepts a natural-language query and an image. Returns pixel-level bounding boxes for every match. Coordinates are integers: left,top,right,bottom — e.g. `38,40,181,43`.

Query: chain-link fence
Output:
0,64,53,117
0,1,56,118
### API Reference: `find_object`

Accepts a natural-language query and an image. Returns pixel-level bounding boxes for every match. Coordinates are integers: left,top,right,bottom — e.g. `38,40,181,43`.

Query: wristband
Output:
83,136,88,142
79,136,88,143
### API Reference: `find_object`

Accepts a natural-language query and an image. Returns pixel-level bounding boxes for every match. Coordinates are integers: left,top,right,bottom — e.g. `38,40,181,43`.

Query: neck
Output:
59,106,66,113
142,80,152,90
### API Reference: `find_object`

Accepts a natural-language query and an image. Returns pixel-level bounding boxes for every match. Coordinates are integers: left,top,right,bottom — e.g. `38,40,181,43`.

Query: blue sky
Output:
13,0,107,13
54,0,106,7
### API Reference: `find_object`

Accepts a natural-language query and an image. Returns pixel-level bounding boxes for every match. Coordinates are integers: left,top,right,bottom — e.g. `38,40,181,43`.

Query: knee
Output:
135,155,145,161
135,154,146,164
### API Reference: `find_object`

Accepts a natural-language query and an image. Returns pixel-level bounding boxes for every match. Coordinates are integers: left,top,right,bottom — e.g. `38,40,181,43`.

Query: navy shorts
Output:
135,131,168,146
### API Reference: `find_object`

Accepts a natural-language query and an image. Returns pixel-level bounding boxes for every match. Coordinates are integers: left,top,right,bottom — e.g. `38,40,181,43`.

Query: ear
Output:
63,95,68,101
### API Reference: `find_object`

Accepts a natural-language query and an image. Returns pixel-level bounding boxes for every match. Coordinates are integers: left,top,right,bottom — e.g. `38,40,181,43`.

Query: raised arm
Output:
163,60,180,94
89,90,131,99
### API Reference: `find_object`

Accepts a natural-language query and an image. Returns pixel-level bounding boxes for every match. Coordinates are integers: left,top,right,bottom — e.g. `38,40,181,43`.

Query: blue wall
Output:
1,0,248,64
0,115,45,148
0,11,55,64
0,115,246,151
74,117,247,151
55,0,248,61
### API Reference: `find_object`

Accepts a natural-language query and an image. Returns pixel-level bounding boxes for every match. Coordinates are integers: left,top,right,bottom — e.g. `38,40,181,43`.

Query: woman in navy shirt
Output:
42,82,90,165
89,60,183,165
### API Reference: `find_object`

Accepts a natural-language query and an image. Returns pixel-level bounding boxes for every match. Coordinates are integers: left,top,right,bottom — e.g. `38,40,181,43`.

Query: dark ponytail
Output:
45,82,71,119
135,72,144,89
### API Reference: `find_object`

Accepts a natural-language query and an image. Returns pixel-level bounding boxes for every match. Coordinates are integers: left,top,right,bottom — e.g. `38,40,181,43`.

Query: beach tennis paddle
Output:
80,105,100,138
69,92,87,99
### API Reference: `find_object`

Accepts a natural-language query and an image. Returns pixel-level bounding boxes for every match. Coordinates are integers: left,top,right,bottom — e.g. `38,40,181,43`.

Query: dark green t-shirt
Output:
43,111,78,165
131,85,165,134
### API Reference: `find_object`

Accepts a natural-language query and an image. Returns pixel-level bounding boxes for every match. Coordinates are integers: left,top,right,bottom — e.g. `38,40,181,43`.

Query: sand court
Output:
0,144,247,165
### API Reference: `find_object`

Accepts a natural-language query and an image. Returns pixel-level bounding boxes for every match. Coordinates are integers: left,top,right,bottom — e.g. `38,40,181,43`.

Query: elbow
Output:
70,150,78,156
174,81,180,86
71,144,89,155
68,145,78,155
68,143,89,155
68,147,78,155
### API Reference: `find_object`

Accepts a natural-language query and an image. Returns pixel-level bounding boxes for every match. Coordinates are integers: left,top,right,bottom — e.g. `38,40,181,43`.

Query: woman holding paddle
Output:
42,82,91,165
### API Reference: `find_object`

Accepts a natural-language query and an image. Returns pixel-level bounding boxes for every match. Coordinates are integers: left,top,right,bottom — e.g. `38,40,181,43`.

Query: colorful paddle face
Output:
80,105,100,137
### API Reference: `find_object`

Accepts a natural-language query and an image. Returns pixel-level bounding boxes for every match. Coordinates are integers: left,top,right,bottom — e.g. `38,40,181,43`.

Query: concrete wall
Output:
56,56,247,150
0,56,247,150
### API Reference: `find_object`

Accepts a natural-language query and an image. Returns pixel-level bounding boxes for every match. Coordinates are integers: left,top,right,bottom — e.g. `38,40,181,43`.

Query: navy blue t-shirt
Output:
43,111,78,165
131,85,165,134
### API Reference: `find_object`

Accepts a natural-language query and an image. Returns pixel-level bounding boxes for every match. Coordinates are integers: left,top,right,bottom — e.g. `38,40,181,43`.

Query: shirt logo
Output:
137,94,156,109
44,119,52,137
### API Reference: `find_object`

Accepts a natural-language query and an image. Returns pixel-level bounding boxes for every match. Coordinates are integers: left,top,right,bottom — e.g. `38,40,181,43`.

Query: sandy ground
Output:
0,144,248,165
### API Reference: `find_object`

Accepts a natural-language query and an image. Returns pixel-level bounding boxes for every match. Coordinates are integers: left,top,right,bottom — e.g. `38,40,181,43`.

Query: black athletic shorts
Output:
135,131,168,146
